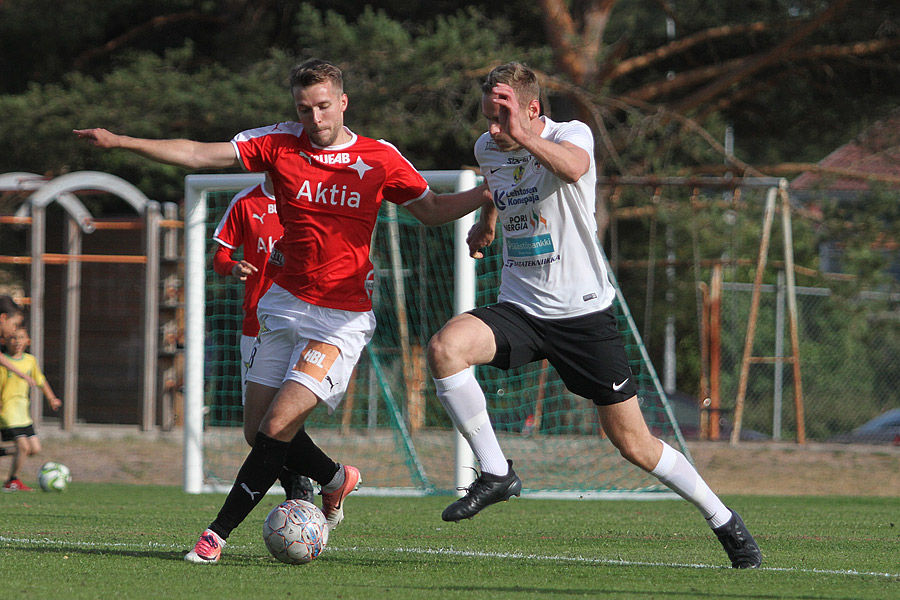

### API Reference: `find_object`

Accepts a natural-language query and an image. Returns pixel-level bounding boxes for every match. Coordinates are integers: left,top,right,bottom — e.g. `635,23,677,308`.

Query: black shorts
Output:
1,425,36,441
469,302,637,406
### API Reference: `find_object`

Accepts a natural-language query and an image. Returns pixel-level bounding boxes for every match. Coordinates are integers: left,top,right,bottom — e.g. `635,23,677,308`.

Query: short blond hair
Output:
481,62,540,107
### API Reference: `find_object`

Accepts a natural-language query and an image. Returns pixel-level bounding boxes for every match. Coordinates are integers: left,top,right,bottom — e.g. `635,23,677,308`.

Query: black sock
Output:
209,432,290,540
282,428,339,485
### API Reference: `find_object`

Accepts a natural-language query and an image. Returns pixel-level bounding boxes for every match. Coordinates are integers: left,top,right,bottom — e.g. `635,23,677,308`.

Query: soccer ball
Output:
262,499,328,564
38,462,72,492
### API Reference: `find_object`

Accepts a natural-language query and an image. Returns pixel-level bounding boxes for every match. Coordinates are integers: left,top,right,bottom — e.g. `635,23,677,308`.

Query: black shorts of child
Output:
1,425,36,441
469,302,637,406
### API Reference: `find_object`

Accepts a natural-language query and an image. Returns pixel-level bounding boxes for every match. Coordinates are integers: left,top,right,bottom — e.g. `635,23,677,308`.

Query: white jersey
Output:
475,116,615,318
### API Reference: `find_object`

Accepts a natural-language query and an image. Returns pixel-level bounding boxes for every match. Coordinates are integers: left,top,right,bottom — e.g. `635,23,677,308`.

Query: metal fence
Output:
718,276,900,442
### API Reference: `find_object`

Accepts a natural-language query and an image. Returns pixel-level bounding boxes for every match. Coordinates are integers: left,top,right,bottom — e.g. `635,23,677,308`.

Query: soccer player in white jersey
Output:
212,175,315,503
427,62,762,569
75,58,491,564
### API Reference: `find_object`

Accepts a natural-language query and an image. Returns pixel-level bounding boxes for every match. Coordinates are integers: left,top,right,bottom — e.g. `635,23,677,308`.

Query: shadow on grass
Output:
4,541,305,567
359,583,864,600
8,543,183,561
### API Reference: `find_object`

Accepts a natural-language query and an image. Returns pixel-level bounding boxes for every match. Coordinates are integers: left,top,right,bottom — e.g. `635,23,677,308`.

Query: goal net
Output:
183,172,688,498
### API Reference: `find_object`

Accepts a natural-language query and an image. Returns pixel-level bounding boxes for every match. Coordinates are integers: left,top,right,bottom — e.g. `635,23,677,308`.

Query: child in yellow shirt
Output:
0,295,35,386
1,326,62,491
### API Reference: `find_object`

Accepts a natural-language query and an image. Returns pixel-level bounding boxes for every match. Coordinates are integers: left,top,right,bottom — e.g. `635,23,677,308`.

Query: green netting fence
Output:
198,176,686,496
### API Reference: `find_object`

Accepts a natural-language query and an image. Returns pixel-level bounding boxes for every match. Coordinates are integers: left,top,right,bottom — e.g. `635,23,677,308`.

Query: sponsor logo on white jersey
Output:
493,186,539,211
506,156,531,165
507,234,554,257
502,209,548,233
505,254,560,268
513,165,526,183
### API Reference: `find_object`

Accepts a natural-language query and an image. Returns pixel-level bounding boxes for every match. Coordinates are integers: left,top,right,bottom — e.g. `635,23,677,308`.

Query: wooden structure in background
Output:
731,180,805,444
0,171,182,432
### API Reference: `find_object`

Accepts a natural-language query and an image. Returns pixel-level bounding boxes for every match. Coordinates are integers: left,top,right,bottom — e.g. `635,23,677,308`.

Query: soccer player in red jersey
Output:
212,176,315,503
212,178,281,350
75,58,491,564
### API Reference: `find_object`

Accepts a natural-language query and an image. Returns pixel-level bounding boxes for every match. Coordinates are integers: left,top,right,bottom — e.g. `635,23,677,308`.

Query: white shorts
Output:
239,334,256,405
246,284,375,412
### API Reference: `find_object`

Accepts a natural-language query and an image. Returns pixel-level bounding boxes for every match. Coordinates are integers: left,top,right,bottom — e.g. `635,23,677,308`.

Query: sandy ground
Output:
16,425,899,497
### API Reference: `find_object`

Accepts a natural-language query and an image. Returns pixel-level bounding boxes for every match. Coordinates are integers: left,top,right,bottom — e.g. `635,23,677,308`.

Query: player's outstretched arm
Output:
466,201,498,259
404,182,492,227
73,128,238,170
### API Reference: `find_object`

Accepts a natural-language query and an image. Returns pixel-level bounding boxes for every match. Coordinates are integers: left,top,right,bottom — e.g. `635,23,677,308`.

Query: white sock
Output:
322,464,345,494
650,441,732,528
434,369,508,476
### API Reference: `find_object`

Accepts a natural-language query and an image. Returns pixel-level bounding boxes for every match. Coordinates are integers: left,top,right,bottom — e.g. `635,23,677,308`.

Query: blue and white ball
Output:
263,499,328,564
38,462,72,492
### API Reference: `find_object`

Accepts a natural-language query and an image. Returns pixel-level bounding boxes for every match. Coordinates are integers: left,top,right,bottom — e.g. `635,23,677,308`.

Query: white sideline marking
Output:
2,535,897,578
332,546,900,578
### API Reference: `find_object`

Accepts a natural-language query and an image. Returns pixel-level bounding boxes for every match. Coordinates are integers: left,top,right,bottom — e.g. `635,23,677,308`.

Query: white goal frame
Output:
182,170,479,494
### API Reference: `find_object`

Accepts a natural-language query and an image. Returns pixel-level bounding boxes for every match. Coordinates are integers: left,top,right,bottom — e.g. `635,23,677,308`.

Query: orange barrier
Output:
0,254,147,265
0,216,32,225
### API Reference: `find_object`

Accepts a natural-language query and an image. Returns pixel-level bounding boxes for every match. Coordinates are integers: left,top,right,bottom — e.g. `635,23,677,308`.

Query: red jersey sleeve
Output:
231,123,297,173
212,188,247,251
377,140,429,205
213,245,237,277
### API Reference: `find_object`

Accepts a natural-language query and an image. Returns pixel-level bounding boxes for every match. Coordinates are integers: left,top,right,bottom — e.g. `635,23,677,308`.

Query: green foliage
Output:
0,0,222,93
289,5,548,169
0,44,293,202
815,184,900,285
0,5,547,203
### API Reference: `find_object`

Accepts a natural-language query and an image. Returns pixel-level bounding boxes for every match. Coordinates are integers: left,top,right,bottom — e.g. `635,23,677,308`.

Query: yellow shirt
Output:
0,353,45,429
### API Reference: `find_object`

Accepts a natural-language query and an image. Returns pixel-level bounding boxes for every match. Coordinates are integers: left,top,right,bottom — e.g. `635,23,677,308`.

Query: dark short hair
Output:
0,295,22,317
481,62,540,107
289,59,343,93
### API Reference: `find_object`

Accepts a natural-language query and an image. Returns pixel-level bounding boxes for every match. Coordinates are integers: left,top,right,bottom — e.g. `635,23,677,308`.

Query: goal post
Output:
183,171,479,494
184,173,265,493
183,171,686,498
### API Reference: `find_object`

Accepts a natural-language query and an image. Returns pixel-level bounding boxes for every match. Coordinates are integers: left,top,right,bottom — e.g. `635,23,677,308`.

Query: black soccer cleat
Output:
280,467,316,504
442,460,523,522
713,508,762,568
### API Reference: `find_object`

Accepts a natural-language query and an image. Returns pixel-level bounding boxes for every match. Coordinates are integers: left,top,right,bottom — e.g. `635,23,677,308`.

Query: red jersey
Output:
231,122,429,311
213,183,282,336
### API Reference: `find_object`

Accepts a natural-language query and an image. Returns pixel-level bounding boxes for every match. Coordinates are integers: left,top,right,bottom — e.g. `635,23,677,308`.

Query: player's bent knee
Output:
616,438,659,471
428,327,481,374
426,333,454,373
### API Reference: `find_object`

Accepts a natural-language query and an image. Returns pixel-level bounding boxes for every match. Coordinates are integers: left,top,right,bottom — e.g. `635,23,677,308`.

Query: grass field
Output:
1,484,897,599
